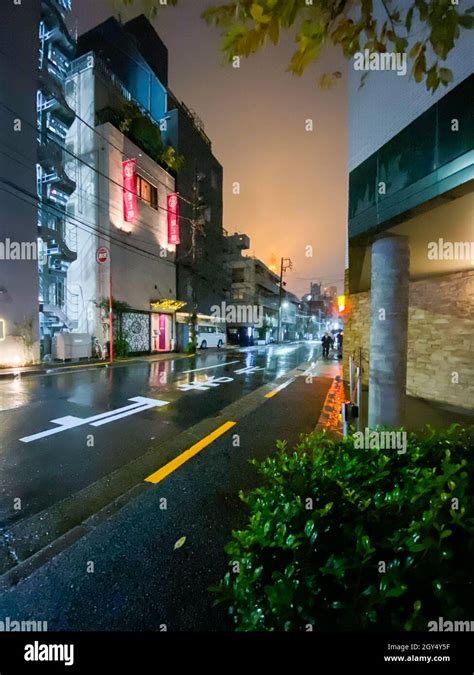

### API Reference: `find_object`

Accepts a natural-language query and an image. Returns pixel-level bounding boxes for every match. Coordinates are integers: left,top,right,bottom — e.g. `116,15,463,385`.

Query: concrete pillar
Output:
368,235,410,427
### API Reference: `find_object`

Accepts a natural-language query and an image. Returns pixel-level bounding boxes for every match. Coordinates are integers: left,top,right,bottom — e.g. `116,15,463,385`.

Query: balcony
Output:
37,162,75,204
46,44,71,83
255,271,279,295
41,0,72,27
38,75,75,124
40,20,75,58
38,210,77,262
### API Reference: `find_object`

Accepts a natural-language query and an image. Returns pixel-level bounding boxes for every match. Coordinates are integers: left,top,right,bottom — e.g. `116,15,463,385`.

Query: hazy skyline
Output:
75,0,348,297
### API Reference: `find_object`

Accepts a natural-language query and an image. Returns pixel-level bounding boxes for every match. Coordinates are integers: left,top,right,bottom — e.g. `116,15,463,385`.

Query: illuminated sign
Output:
167,193,180,245
337,295,346,313
0,318,4,341
122,159,138,222
150,299,187,312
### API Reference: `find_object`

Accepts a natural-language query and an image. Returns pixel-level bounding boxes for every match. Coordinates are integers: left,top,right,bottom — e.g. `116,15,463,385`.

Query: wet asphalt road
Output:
0,360,332,631
0,342,320,528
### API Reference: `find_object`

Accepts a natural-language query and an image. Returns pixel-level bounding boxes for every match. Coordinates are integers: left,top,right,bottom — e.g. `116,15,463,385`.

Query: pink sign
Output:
167,193,180,245
122,159,138,222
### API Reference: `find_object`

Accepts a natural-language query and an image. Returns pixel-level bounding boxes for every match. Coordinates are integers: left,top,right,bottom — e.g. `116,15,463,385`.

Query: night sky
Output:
74,0,347,297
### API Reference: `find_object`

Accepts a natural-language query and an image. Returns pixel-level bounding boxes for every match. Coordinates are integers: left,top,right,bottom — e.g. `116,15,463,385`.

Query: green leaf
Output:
174,536,186,550
304,520,315,537
268,17,280,45
440,529,453,539
250,3,263,22
409,41,423,58
439,67,453,84
386,584,408,598
250,3,271,24
412,50,426,83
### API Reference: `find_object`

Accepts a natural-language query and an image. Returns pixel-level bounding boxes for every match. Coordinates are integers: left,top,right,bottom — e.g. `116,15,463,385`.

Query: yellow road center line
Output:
264,389,278,399
145,420,236,484
264,378,294,398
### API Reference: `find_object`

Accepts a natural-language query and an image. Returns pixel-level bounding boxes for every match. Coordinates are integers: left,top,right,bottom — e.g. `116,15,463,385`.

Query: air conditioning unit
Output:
52,333,90,361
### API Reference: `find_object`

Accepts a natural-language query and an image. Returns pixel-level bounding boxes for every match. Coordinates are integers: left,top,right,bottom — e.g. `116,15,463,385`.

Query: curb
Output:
315,373,345,437
0,352,193,380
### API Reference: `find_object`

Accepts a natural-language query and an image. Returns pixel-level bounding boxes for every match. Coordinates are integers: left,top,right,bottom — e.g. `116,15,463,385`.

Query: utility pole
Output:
276,257,292,343
189,167,206,351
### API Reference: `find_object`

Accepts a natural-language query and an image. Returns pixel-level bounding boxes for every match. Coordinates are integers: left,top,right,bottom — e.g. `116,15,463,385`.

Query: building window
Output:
211,170,218,190
137,175,158,210
232,268,245,283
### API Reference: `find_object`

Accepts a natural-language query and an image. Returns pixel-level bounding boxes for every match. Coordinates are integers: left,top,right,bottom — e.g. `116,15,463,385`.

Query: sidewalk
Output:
0,350,193,380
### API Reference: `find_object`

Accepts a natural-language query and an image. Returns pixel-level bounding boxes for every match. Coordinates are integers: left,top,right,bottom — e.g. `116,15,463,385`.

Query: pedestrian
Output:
337,331,343,359
321,332,332,358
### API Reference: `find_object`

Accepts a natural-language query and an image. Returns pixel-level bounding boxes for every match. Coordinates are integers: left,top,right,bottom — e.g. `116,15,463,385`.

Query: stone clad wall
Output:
344,271,474,410
343,292,370,387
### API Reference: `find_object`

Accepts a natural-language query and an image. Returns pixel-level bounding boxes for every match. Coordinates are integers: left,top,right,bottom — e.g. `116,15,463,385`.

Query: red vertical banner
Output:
122,159,138,222
167,192,180,245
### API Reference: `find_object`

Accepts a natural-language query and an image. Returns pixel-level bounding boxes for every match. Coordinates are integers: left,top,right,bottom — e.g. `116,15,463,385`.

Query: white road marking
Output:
234,366,264,374
271,378,295,394
177,376,234,392
182,360,240,374
19,396,169,443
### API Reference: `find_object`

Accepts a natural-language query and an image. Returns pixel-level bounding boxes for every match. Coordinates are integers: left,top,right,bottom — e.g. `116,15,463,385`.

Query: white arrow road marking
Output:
234,366,264,374
20,396,169,443
182,360,240,374
177,376,234,392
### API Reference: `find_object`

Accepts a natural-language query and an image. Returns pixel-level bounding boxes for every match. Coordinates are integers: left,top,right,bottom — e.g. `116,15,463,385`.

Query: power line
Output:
0,98,194,227
0,46,194,208
0,177,178,268
0,138,186,252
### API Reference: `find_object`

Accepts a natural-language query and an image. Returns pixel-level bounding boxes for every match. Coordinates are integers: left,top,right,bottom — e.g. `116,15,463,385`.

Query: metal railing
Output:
69,53,133,104
344,348,363,435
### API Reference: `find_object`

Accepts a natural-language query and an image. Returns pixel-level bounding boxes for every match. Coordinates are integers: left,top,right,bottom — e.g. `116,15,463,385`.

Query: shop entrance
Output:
151,313,172,352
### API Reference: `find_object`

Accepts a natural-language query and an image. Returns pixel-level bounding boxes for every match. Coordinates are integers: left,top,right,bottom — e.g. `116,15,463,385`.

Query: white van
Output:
196,324,226,349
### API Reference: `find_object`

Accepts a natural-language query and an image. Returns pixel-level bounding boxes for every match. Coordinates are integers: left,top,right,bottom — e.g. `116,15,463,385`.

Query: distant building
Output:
224,232,280,346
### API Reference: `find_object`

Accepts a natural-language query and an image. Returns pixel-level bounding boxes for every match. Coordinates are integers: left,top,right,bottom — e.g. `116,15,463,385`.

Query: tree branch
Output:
380,0,396,32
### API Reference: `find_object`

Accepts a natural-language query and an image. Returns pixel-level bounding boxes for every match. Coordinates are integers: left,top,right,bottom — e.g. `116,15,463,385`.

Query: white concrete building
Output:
65,54,179,354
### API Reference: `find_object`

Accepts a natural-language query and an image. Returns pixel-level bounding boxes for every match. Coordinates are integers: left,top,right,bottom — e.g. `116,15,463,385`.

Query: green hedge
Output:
214,425,474,631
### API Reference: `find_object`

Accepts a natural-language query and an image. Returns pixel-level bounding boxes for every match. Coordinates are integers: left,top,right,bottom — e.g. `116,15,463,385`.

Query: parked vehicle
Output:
196,324,226,349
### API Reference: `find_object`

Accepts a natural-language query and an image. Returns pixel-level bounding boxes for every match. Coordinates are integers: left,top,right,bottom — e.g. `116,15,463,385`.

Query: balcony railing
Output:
69,53,132,104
